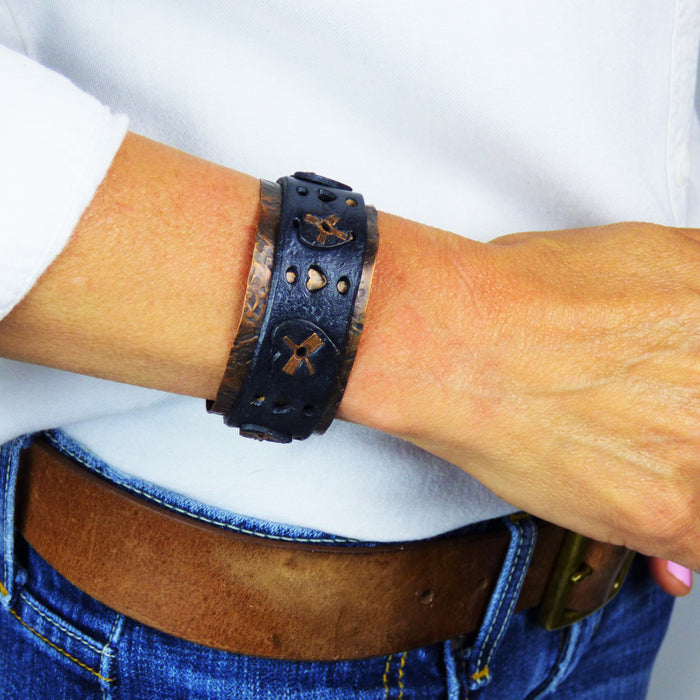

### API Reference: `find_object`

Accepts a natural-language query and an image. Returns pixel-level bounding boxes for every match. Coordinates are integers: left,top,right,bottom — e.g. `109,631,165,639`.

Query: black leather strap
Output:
215,172,377,442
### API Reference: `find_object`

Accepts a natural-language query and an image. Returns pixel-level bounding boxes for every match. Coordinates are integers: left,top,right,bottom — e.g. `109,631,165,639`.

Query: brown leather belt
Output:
15,438,634,661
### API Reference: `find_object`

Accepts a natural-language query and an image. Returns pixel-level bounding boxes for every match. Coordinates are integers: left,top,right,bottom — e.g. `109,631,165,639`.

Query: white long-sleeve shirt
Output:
1,0,699,541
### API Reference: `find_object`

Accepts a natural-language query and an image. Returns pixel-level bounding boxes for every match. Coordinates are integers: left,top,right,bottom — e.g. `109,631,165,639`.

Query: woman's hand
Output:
345,222,700,571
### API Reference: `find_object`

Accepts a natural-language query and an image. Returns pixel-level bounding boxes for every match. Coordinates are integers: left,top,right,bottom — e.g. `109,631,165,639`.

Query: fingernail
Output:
667,561,693,588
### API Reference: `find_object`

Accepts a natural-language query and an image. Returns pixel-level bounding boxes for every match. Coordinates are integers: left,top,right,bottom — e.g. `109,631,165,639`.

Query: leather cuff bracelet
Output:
208,173,378,442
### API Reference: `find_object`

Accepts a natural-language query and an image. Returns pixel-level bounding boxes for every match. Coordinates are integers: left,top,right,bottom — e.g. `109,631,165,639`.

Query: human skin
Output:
0,132,697,592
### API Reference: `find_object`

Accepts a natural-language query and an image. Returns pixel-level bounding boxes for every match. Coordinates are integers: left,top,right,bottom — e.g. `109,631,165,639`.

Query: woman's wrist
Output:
338,210,492,441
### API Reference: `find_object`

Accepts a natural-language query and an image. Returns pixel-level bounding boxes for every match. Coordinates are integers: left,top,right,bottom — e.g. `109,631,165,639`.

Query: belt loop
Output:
0,435,31,606
443,639,462,700
467,514,537,691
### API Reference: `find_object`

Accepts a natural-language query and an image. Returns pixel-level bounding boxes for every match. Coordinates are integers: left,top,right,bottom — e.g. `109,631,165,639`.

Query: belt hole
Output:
419,590,435,606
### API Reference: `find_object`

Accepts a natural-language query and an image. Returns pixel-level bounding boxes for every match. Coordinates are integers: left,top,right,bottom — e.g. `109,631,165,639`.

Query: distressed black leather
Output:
227,173,370,442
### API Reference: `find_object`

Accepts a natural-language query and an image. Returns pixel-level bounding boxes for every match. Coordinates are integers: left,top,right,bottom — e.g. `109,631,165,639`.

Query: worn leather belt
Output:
15,438,634,661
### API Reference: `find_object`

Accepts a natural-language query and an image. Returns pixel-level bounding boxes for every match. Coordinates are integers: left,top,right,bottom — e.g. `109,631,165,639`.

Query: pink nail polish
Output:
667,561,693,588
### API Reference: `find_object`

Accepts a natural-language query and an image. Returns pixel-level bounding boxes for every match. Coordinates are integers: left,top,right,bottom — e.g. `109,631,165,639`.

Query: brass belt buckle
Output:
538,532,635,631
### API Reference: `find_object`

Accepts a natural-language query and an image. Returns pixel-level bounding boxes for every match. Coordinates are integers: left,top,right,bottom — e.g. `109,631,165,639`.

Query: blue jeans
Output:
0,432,673,699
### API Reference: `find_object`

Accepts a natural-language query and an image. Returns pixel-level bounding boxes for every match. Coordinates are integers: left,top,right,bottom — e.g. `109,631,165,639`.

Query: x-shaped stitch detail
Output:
282,333,324,375
304,213,352,245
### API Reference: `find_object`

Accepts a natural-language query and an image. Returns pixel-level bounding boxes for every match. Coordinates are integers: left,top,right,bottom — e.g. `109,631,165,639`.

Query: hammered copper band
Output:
207,180,280,416
16,438,634,662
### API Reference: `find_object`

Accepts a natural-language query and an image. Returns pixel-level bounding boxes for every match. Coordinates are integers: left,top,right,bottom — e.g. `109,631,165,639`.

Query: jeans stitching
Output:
382,653,393,699
382,653,406,699
19,591,113,657
2,437,30,599
482,520,536,670
473,523,525,674
46,433,354,545
7,607,114,682
2,443,11,594
397,651,406,699
101,613,123,700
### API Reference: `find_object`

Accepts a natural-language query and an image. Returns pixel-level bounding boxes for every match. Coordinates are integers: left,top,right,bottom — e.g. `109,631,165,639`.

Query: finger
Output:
648,557,693,597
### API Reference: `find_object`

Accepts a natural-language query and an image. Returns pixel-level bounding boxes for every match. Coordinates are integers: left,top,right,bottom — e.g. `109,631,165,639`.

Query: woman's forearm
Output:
0,132,489,436
0,132,260,397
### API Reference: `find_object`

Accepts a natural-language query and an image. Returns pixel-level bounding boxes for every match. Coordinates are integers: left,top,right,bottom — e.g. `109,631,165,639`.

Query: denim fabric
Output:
467,516,537,691
0,434,31,605
0,432,673,699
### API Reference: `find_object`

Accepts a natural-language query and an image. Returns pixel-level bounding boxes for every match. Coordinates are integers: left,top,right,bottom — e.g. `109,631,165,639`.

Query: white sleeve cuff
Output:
0,44,128,319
